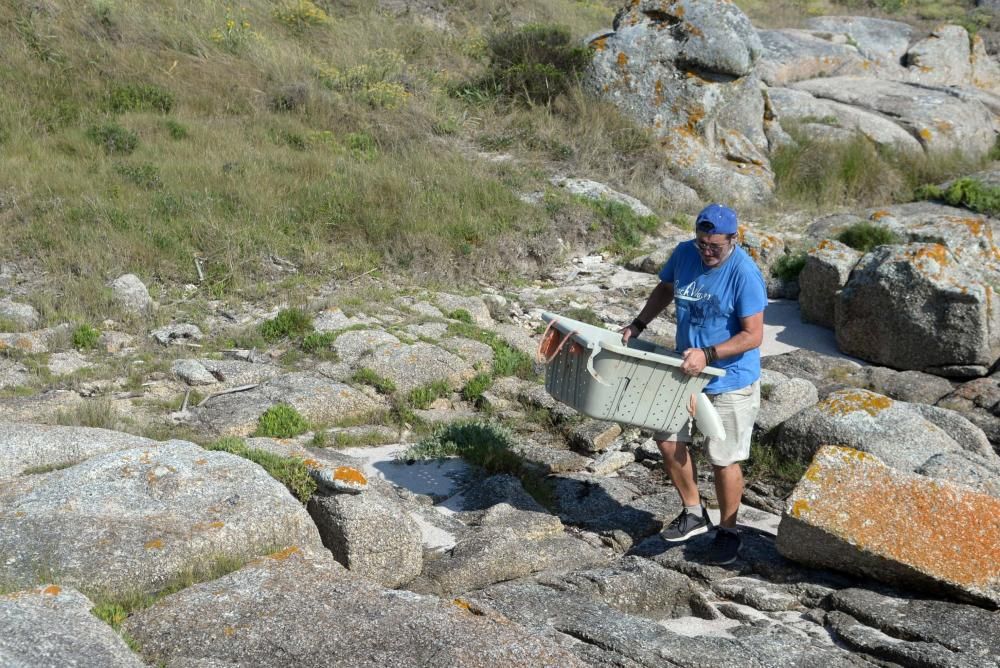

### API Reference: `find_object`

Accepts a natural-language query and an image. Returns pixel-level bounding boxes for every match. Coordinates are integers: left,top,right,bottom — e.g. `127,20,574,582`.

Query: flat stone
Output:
434,293,493,328
710,576,800,612
0,299,40,330
777,446,1000,607
0,358,30,390
568,419,622,454
0,424,158,480
0,441,323,598
123,548,588,667
587,449,635,475
171,359,218,386
150,323,202,346
0,585,144,667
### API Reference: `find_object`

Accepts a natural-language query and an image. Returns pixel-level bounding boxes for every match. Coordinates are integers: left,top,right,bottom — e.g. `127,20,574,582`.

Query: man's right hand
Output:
620,324,637,345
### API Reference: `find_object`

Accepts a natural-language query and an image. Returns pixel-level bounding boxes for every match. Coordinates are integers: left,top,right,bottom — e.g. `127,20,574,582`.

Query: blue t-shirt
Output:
658,241,767,393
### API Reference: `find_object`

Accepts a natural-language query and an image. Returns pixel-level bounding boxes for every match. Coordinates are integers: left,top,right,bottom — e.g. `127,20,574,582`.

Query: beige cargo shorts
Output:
654,381,761,467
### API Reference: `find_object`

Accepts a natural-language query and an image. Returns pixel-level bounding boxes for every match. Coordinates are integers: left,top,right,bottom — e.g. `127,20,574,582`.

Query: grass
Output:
20,461,78,475
461,372,493,404
407,380,452,409
771,127,988,211
54,399,118,430
771,252,807,282
259,308,313,342
205,436,317,502
744,440,809,495
253,404,310,438
446,321,535,379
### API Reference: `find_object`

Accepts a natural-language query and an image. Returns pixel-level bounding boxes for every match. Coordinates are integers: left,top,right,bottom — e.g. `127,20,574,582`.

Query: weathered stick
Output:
196,383,259,408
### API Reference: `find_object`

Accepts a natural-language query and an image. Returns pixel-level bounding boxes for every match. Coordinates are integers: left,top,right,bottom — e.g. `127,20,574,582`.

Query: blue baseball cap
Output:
695,204,738,235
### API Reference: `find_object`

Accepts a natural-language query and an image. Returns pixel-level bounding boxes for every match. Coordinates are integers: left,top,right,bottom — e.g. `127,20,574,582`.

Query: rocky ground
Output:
2,187,1000,665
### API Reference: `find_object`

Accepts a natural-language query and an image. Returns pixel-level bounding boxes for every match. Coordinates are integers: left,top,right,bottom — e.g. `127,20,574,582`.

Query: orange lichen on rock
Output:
194,458,207,466
42,585,61,596
617,52,629,68
591,36,608,51
919,128,933,141
269,546,300,561
818,390,892,417
870,210,891,221
907,243,950,267
785,446,1000,588
654,79,664,107
334,466,367,486
144,539,164,550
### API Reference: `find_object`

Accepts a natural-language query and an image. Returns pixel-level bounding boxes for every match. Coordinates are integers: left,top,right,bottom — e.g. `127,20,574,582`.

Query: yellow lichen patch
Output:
42,585,61,596
683,21,703,37
452,598,472,611
144,539,164,550
935,120,953,133
870,210,891,221
591,36,608,51
194,458,207,466
803,463,822,481
653,79,664,107
0,340,7,351
617,52,629,68
790,499,810,517
919,128,933,141
224,626,236,637
819,390,892,417
269,546,300,561
334,466,367,486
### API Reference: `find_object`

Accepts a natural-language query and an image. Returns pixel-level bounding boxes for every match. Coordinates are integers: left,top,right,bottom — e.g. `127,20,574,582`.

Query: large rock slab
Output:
776,388,988,472
826,587,1000,667
803,16,913,72
421,503,609,595
109,273,153,314
835,243,1000,377
0,440,323,598
792,77,997,157
308,490,423,588
756,371,818,432
0,324,70,354
777,446,1000,607
0,423,158,480
905,25,973,87
757,29,866,86
586,0,773,205
193,372,382,436
0,299,40,330
123,547,589,667
0,585,144,668
797,239,861,329
358,341,476,394
768,86,924,154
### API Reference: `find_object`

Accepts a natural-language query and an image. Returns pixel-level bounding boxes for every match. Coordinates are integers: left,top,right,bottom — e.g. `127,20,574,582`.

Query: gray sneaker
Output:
704,528,742,566
661,508,712,542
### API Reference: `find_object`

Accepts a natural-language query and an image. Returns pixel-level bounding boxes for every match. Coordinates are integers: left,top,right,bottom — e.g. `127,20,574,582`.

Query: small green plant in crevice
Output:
771,251,807,282
206,437,316,502
744,440,808,495
72,324,101,350
300,331,337,355
446,308,474,324
106,83,174,114
461,373,492,404
21,460,78,475
835,222,901,253
86,122,138,155
916,177,1000,218
352,368,397,395
164,119,188,140
114,162,160,189
259,308,313,342
407,380,451,409
759,383,775,401
446,321,535,379
254,404,309,438
564,307,602,328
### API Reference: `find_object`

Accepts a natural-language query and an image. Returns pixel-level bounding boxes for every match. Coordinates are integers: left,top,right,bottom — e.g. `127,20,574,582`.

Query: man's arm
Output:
621,281,674,343
679,311,764,375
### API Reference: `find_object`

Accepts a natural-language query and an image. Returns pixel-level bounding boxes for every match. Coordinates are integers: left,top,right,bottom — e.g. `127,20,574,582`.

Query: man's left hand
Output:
680,348,707,376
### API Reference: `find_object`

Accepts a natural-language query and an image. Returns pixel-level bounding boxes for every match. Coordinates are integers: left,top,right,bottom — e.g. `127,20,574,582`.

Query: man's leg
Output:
713,462,744,529
657,439,700,506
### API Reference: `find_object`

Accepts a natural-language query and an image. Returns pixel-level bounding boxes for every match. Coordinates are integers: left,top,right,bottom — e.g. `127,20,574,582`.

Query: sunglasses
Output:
695,238,732,254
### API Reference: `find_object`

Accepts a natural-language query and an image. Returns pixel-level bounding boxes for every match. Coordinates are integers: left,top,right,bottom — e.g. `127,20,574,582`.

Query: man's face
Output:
695,232,733,267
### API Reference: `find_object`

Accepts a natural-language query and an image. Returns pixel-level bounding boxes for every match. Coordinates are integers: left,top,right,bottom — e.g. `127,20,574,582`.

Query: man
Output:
621,203,766,565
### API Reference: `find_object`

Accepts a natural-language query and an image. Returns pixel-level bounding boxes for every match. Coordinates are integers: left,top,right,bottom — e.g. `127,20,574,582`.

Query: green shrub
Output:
300,331,336,353
206,437,316,502
461,373,492,403
480,24,594,106
259,308,313,342
590,200,660,256
273,0,329,33
86,122,139,155
254,403,309,438
771,252,807,282
352,368,397,395
164,119,188,140
72,324,101,350
407,380,450,408
836,222,901,253
106,83,174,114
114,163,160,189
447,308,474,324
916,178,1000,217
